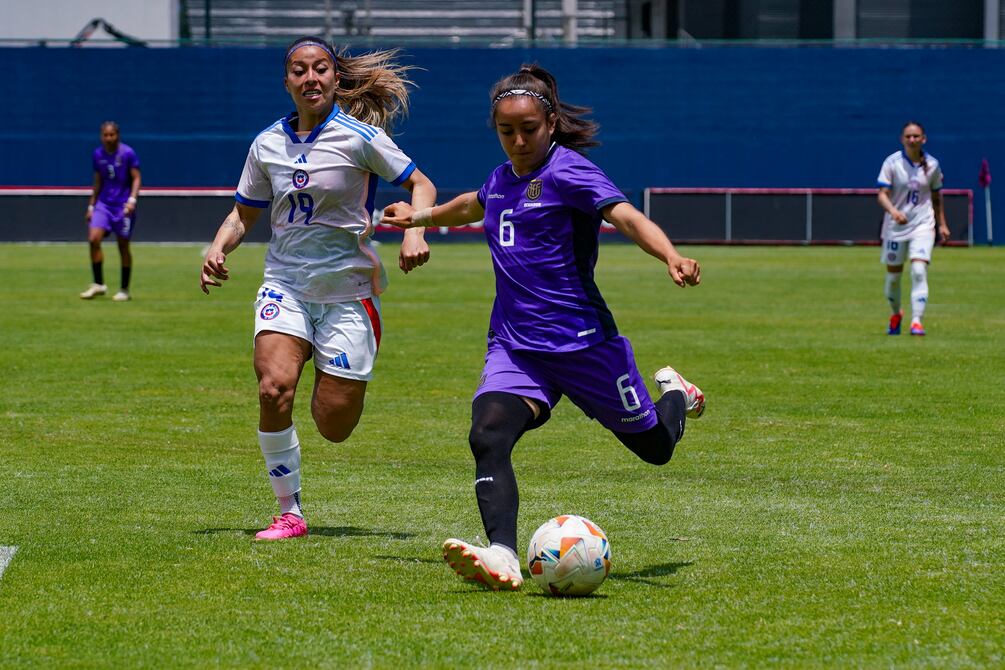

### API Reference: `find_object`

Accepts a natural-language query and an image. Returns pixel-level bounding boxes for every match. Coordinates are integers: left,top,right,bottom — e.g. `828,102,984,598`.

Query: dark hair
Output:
100,121,119,132
902,120,929,175
284,36,415,131
489,63,599,153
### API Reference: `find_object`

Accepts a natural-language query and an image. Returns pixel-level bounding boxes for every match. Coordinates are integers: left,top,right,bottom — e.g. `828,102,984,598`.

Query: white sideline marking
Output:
0,546,17,581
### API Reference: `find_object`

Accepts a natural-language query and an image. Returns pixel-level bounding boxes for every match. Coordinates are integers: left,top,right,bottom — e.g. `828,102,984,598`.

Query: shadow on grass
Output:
607,561,693,588
194,526,414,540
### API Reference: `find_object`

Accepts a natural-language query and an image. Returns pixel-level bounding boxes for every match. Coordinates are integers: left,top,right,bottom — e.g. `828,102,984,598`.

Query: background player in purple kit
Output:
382,64,704,591
80,121,141,301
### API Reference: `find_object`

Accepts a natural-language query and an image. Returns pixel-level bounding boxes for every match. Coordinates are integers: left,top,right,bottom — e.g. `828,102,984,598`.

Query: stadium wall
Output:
0,45,1001,244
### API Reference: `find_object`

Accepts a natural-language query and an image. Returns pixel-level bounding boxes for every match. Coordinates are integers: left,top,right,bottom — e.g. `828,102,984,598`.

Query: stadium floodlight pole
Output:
562,0,578,45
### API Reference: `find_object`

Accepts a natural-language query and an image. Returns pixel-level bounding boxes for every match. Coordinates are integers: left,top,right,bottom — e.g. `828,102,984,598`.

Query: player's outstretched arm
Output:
201,203,262,294
381,191,485,229
603,201,700,287
396,168,436,273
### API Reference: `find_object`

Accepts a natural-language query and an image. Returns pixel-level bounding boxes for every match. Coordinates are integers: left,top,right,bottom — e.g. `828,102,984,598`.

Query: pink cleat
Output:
255,512,308,541
910,321,926,336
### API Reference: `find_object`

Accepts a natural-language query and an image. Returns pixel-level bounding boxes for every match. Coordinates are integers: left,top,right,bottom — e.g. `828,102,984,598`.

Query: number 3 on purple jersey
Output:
617,374,642,411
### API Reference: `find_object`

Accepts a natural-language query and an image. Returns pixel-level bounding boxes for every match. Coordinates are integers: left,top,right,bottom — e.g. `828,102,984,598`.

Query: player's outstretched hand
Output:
201,250,229,294
381,202,418,228
892,210,908,225
668,256,701,287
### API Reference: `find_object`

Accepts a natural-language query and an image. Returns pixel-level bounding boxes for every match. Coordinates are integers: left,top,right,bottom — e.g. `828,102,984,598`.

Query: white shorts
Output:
253,284,382,381
880,229,935,266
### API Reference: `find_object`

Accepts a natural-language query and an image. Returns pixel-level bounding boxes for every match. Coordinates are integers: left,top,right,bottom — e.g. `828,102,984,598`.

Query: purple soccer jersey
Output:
92,143,139,206
477,144,628,353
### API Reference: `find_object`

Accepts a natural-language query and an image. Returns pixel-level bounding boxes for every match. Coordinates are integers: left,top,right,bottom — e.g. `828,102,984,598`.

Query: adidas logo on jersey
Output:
294,154,308,164
328,352,351,370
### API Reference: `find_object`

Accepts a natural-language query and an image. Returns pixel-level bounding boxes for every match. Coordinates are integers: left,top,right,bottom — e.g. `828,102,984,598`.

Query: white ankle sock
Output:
259,425,303,517
885,271,902,314
910,262,928,324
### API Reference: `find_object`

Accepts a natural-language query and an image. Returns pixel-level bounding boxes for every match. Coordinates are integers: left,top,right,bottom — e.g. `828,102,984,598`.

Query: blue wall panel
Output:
1,45,1001,242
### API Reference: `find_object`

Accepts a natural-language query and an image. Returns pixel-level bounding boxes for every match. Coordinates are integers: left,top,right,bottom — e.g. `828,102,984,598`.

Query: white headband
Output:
493,89,554,113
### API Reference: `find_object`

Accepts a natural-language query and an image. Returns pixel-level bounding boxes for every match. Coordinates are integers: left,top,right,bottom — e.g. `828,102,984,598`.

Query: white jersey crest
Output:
877,150,943,242
236,107,416,303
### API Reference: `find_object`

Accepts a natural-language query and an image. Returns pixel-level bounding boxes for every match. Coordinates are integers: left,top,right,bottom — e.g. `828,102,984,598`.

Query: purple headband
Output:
285,40,337,69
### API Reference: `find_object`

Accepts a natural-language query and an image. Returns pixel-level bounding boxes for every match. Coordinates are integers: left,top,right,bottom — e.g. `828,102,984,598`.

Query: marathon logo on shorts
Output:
292,169,310,189
621,408,652,423
260,302,280,320
328,352,351,370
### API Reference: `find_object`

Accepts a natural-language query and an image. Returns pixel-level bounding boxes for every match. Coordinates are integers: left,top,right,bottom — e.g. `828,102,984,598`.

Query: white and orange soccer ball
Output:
526,515,612,596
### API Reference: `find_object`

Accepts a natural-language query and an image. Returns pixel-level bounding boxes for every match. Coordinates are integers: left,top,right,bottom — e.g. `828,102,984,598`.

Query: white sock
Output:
259,425,303,517
885,271,902,314
910,262,928,324
490,542,521,572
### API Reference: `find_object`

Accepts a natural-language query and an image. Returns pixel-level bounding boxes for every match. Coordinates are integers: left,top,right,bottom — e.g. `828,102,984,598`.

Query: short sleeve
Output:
930,162,944,191
235,142,272,208
361,130,416,186
551,156,627,214
877,157,893,188
127,147,140,170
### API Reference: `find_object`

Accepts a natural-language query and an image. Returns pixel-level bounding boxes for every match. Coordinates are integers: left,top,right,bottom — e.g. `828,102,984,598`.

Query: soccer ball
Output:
526,515,611,596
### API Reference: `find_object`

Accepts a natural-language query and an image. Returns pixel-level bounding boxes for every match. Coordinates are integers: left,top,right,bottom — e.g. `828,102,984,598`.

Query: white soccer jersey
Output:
876,150,943,242
236,107,417,302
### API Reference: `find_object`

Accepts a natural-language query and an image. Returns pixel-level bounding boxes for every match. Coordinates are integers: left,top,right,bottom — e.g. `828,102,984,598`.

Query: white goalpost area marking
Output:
0,546,17,582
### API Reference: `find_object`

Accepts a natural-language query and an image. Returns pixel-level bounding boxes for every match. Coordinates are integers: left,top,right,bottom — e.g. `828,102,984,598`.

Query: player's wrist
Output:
127,197,137,205
87,204,94,213
412,207,434,227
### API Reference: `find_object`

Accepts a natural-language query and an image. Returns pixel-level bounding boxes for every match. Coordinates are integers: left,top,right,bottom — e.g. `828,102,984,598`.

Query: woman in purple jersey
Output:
80,121,141,302
382,64,704,591
200,37,435,541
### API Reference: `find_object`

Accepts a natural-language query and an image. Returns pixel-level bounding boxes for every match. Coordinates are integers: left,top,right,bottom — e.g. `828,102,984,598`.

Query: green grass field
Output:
1,241,1003,668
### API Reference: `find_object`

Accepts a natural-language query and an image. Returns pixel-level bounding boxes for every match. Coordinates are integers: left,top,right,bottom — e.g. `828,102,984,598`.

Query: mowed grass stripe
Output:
0,242,1002,668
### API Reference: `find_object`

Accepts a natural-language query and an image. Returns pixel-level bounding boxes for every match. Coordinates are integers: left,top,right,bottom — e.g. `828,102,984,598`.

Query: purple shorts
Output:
474,335,659,433
90,201,135,240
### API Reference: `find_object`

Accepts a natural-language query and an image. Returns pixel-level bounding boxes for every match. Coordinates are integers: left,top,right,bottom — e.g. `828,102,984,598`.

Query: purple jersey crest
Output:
476,144,629,352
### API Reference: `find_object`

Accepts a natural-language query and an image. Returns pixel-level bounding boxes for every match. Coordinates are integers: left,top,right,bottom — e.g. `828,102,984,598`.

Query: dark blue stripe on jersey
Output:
235,192,270,208
391,162,416,186
365,173,378,217
876,181,892,188
280,115,301,144
335,113,378,139
596,195,628,211
333,108,378,138
333,116,377,141
571,211,618,340
305,107,340,143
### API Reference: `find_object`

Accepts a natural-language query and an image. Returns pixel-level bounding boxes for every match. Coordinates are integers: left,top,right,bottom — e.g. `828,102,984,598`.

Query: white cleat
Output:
654,366,706,418
442,538,523,591
112,290,131,302
80,283,107,299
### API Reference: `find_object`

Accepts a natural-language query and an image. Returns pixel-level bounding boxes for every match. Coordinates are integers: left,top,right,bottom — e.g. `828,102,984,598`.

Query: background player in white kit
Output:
876,121,950,336
200,37,435,540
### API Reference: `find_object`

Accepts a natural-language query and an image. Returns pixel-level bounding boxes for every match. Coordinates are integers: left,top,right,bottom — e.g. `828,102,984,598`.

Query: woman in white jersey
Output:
200,37,436,540
876,121,950,336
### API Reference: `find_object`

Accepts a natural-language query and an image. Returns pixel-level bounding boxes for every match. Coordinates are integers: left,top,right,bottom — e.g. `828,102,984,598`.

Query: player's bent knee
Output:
258,376,296,411
314,417,357,443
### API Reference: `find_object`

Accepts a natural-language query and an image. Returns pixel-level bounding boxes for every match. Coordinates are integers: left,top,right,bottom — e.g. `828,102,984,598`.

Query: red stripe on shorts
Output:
361,297,382,351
